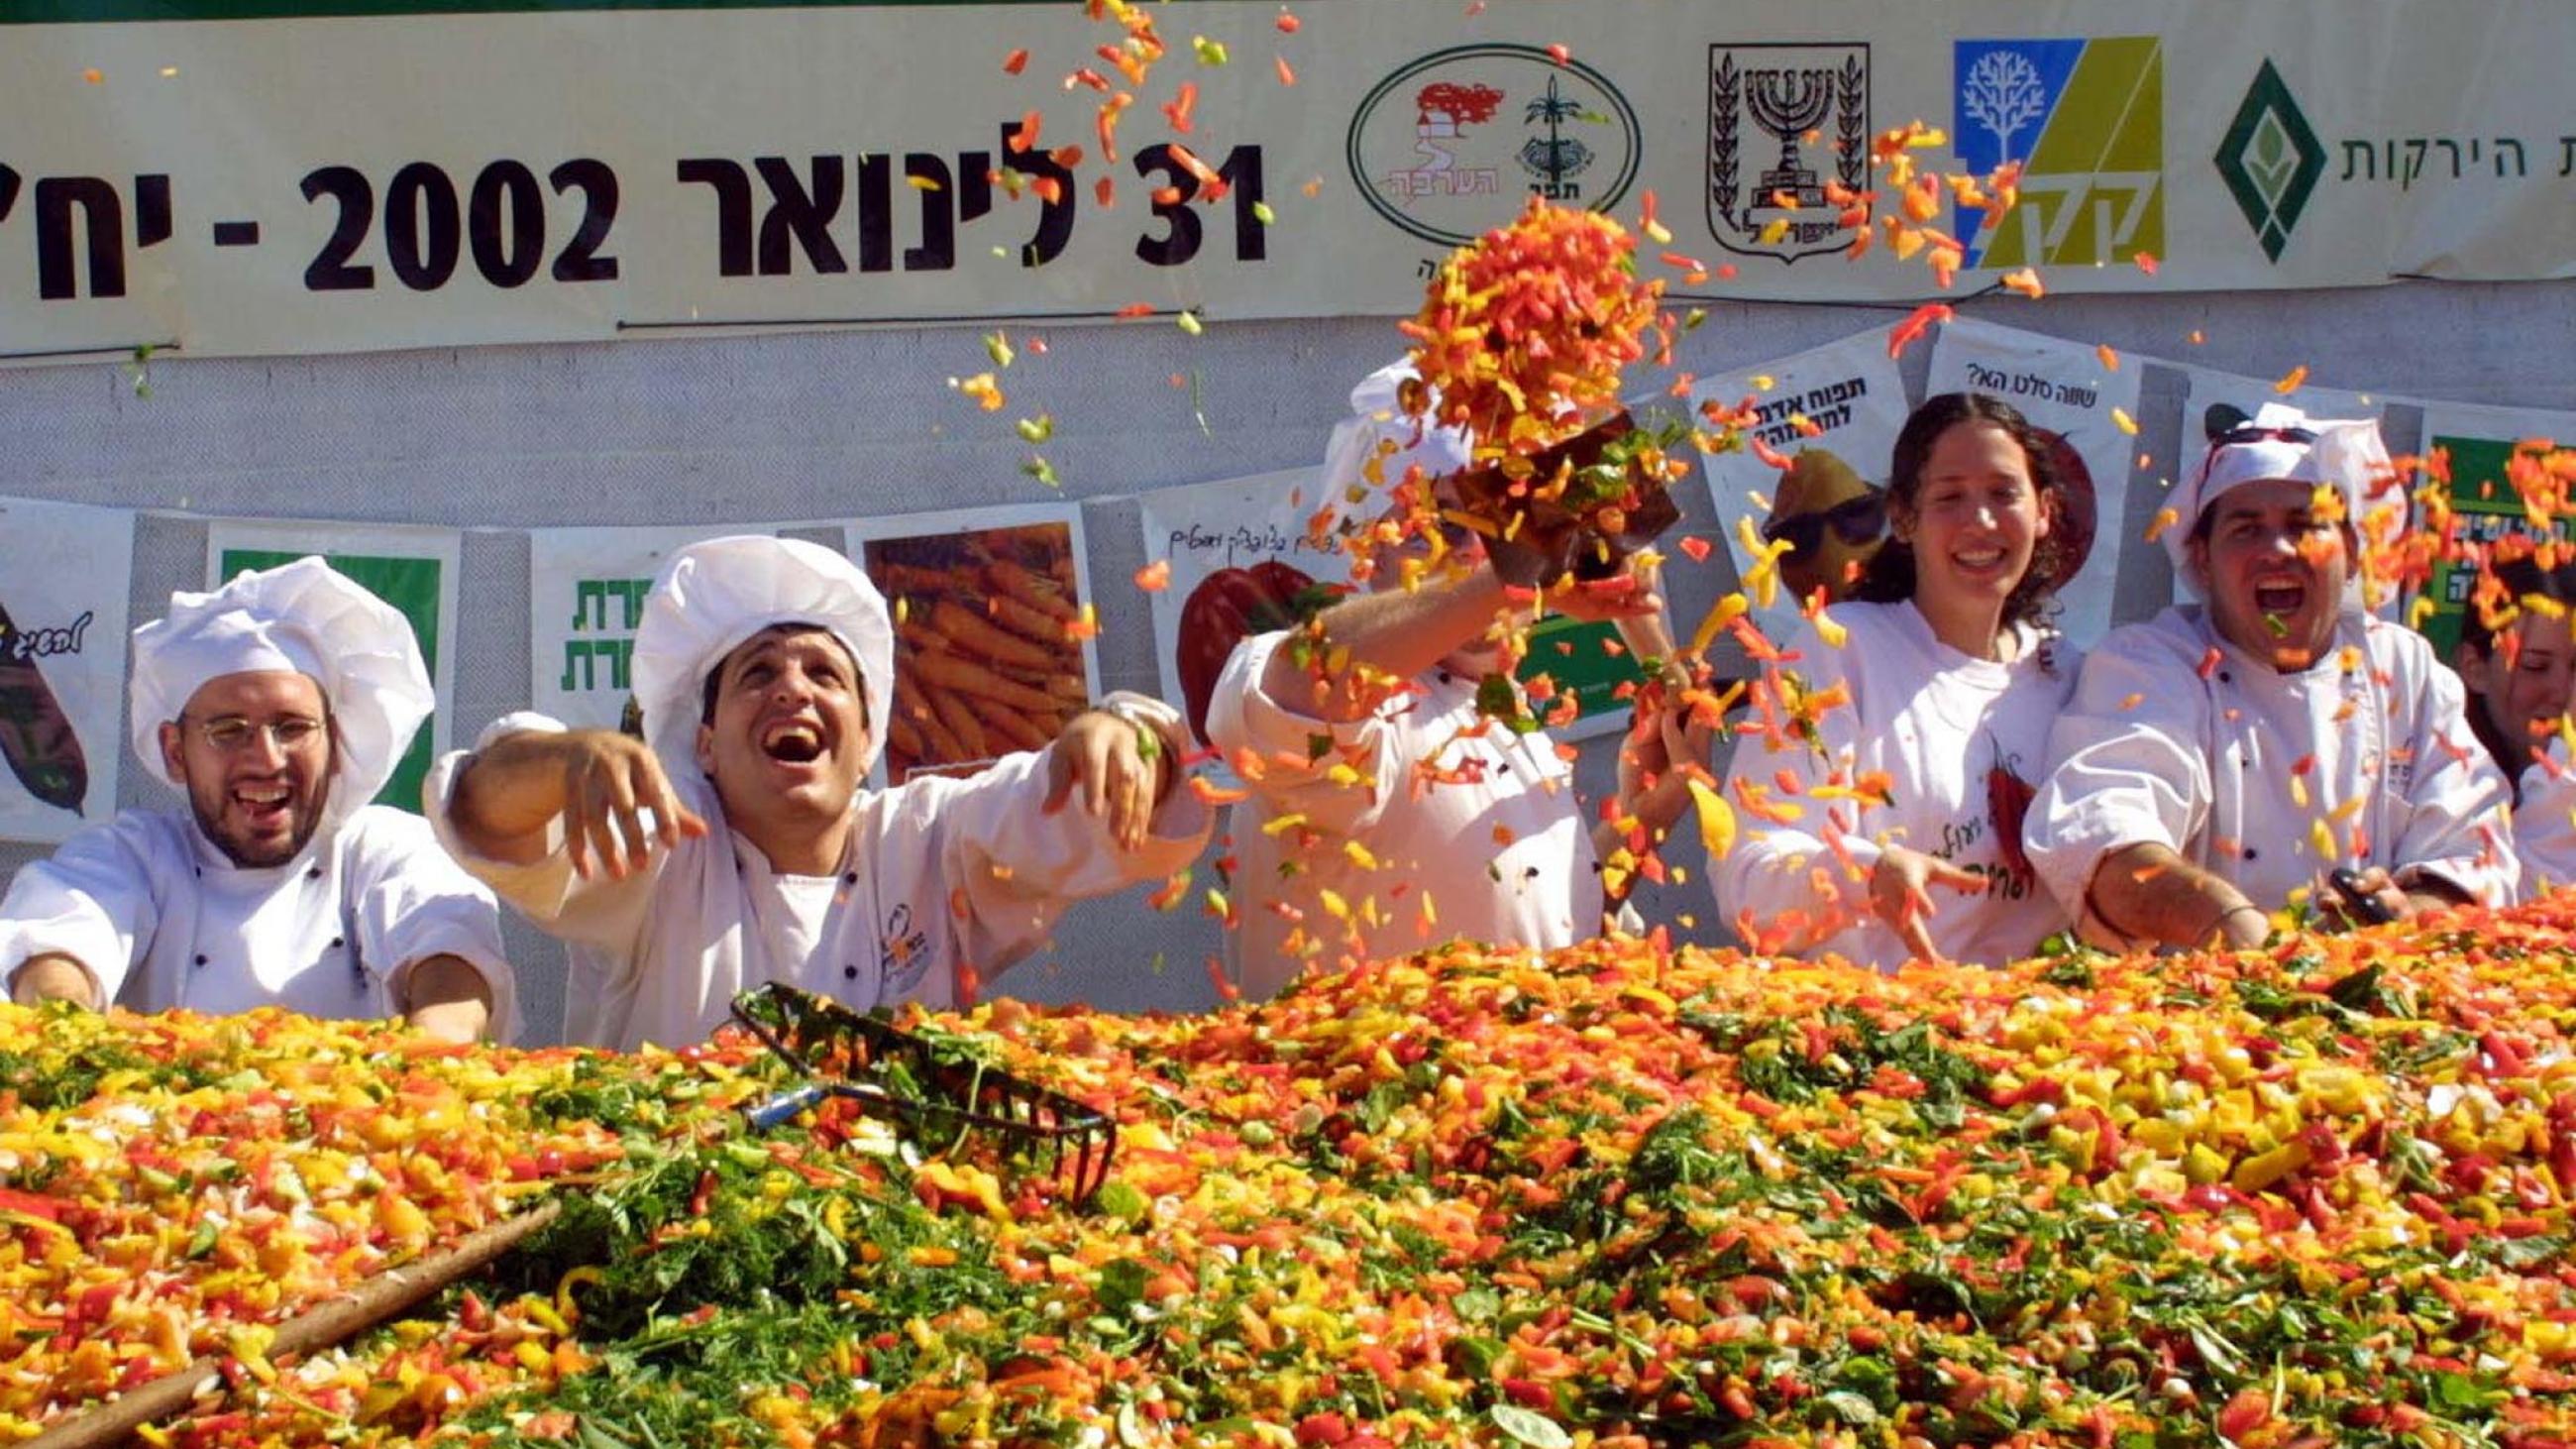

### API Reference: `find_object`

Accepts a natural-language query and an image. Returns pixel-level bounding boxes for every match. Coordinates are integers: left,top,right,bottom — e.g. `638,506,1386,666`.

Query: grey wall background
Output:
4,277,2570,1042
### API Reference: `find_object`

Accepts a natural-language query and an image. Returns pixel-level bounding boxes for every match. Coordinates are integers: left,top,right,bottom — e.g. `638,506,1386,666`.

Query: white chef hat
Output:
1322,360,1476,503
2166,401,2397,598
629,536,895,776
129,556,433,825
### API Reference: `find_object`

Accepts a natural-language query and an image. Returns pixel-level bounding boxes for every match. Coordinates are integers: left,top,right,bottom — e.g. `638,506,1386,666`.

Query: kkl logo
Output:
1952,38,2165,269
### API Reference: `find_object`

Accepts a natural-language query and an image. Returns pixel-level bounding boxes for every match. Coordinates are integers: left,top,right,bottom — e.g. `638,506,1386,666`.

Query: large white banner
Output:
528,525,757,734
1688,328,1911,646
1925,316,2141,646
203,520,461,814
0,499,131,843
2,1,2572,362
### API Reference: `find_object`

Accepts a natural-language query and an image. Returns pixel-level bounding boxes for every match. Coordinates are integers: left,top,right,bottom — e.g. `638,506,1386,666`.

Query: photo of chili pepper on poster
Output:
847,507,1100,785
0,499,132,844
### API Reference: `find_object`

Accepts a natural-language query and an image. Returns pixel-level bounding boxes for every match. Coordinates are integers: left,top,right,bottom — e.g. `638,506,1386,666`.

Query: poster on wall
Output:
1135,466,1347,751
845,505,1099,786
529,525,761,734
0,499,133,843
205,521,462,816
2415,400,2576,655
1689,329,1913,648
1924,316,2142,647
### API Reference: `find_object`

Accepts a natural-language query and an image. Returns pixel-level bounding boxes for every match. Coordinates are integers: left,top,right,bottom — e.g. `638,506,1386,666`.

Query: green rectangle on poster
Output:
1516,615,1642,727
217,549,441,814
2416,436,2574,657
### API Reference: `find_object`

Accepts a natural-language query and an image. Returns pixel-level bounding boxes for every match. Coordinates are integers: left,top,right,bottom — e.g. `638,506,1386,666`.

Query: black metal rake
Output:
727,983,1118,1204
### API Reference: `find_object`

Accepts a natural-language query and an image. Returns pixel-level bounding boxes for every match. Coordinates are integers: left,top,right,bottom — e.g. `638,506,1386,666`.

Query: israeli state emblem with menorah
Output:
1705,43,1870,265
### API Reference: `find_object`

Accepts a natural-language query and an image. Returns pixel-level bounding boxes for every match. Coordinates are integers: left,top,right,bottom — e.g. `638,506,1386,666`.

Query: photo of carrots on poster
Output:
848,507,1097,784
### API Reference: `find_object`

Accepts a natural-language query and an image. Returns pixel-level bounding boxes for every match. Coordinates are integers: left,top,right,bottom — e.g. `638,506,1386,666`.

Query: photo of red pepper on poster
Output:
848,507,1099,785
0,499,133,844
1135,468,1355,776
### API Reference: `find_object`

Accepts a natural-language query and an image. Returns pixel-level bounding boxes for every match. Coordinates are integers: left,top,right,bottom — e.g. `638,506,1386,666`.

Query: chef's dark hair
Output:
700,622,869,728
2458,552,2576,673
1852,391,2068,631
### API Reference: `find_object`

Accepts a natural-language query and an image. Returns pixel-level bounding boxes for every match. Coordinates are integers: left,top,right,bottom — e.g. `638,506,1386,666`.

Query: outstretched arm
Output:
447,728,707,876
1269,560,1663,724
2084,841,2269,949
1263,569,1517,724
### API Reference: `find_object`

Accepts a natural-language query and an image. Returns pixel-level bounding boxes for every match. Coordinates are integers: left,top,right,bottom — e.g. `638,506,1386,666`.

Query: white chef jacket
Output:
1206,630,1601,1002
2516,743,2576,898
1711,601,2078,972
2027,605,2517,943
0,806,516,1037
428,715,1212,1053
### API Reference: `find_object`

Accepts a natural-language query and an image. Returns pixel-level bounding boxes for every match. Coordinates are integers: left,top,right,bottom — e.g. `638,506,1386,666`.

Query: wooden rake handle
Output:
26,1200,564,1449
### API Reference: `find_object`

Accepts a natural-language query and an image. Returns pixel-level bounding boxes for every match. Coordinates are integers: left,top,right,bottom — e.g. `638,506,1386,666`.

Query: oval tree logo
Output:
1346,45,1643,248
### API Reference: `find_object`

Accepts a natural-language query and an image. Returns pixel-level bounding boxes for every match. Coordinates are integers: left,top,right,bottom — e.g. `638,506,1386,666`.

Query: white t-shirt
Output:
429,708,1210,1052
2027,605,2517,943
0,805,516,1037
1205,630,1601,1001
2516,742,2576,898
1710,600,2078,971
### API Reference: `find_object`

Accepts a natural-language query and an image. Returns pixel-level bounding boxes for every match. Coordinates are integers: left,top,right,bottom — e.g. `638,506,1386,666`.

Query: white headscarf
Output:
2167,401,2396,599
629,536,895,777
129,556,433,828
1322,361,1476,502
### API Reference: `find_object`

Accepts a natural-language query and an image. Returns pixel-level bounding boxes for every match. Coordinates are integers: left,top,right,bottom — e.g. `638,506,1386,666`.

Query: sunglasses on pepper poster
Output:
1761,489,1888,554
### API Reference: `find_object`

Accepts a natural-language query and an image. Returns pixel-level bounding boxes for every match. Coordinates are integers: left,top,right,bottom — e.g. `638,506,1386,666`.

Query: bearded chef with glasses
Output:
0,559,513,1041
2025,403,2518,949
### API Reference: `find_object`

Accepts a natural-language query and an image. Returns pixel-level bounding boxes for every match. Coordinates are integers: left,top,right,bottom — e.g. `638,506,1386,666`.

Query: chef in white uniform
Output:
1206,364,1685,1000
2026,405,2517,948
431,536,1209,1052
0,558,511,1042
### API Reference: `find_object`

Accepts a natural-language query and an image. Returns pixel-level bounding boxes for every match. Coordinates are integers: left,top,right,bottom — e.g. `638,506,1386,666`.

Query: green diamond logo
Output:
2213,58,2324,262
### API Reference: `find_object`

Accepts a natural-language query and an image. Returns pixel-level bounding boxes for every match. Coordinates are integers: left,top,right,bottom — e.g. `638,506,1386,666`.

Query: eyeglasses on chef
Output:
178,714,330,754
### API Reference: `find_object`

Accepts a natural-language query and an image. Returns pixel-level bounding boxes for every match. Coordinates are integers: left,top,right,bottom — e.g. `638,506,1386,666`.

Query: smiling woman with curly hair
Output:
1712,392,2081,970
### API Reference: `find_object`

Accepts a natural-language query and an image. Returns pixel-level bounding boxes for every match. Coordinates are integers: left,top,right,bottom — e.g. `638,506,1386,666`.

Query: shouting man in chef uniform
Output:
0,558,512,1042
432,536,1209,1053
2025,405,2517,949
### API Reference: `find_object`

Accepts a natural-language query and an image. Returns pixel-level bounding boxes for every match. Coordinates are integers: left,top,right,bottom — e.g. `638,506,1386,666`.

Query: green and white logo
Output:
2213,58,2325,263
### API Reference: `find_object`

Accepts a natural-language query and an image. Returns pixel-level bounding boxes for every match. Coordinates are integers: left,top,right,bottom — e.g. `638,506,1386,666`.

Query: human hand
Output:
552,731,708,879
1617,687,1714,839
1869,845,1986,963
7,952,99,1008
1043,709,1170,853
2316,865,2410,930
